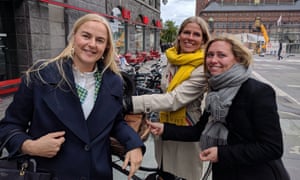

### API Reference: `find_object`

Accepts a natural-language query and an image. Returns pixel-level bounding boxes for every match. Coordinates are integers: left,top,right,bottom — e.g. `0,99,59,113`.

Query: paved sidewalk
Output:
0,95,13,120
0,53,298,179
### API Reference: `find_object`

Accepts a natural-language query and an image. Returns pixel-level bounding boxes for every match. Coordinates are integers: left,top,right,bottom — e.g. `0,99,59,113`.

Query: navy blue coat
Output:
163,78,284,180
0,59,144,180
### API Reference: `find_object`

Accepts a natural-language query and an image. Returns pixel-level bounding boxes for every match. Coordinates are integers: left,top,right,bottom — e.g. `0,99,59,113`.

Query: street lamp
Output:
162,0,168,5
208,17,214,32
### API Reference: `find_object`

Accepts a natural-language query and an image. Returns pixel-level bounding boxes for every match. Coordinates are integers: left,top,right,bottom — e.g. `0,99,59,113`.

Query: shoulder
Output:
192,64,205,74
103,70,123,95
240,78,275,95
29,59,66,84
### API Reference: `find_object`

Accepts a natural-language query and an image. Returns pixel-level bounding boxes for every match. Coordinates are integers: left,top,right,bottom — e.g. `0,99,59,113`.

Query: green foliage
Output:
160,20,178,43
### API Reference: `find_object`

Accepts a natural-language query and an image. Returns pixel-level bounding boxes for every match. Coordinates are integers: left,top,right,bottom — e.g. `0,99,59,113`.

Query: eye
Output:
193,32,201,37
217,53,226,58
96,38,106,44
206,52,214,58
182,31,191,35
81,33,90,39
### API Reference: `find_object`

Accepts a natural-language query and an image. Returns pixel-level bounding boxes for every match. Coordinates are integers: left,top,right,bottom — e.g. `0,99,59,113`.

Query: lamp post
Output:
162,0,168,5
208,17,214,33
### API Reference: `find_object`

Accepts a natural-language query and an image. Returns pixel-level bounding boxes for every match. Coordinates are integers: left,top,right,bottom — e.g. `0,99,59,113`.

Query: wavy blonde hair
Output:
173,16,211,53
25,13,120,87
204,34,253,74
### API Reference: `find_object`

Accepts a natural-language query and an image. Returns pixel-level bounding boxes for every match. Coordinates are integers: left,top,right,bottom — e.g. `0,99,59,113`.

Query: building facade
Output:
0,0,162,80
196,0,300,54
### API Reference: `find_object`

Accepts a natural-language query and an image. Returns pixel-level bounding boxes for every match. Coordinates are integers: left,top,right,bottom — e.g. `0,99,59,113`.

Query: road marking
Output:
279,111,300,118
252,71,300,105
289,146,300,155
287,85,300,88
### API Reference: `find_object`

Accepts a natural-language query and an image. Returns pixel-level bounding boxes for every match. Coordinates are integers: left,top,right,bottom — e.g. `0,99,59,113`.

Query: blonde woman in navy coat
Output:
148,35,287,180
0,13,144,180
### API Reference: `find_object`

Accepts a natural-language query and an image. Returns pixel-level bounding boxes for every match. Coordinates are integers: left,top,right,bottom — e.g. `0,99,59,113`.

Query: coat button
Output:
84,145,90,151
80,177,87,180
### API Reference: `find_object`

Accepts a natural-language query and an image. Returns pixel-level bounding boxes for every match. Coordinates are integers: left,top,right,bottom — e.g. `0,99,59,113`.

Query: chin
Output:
181,49,197,53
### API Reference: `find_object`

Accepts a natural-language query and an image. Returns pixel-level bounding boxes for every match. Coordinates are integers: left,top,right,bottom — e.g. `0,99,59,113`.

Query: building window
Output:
111,7,126,54
135,25,143,52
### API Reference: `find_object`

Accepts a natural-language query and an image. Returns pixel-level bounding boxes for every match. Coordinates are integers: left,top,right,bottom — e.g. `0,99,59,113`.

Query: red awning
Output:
121,8,131,20
155,20,162,28
142,16,149,24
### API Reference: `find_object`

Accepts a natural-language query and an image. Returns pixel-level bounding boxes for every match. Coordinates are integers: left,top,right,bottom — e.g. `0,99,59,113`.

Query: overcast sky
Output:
160,0,196,26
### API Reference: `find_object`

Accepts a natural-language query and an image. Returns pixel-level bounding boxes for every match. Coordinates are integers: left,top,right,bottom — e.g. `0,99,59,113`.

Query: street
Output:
0,54,299,180
252,54,300,180
115,54,300,179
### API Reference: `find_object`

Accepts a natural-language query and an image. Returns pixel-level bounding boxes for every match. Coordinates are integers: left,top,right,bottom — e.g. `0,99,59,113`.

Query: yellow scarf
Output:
160,47,204,126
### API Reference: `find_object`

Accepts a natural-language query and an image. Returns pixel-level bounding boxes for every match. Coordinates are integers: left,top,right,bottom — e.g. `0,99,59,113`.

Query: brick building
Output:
0,0,162,80
196,0,300,54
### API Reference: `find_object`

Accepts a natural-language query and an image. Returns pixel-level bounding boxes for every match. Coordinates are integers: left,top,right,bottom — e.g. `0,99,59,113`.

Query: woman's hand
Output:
122,148,143,180
199,146,218,163
21,131,65,158
146,120,164,136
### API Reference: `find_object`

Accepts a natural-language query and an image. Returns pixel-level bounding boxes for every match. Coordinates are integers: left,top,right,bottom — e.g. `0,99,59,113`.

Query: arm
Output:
0,76,34,155
111,113,145,180
147,111,209,141
132,66,207,113
0,76,66,158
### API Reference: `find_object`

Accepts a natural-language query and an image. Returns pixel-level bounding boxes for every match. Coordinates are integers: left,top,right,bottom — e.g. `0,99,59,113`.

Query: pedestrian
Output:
147,35,286,180
0,13,144,180
123,16,210,180
278,41,283,60
119,54,129,70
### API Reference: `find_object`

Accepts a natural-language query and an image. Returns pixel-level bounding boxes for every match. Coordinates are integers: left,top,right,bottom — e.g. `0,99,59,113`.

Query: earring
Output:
71,47,75,57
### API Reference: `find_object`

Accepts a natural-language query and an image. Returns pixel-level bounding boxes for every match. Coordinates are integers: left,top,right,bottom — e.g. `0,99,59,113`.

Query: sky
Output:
160,0,196,26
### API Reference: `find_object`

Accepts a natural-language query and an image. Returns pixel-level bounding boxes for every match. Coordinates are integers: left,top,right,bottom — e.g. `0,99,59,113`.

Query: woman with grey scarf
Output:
147,35,288,180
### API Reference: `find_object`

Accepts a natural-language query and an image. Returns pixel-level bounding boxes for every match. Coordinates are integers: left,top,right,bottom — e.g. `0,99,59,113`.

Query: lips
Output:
183,41,194,47
84,49,97,55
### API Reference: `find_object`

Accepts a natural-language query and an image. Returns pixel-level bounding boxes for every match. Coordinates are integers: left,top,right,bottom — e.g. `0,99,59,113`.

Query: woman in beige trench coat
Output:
125,16,211,180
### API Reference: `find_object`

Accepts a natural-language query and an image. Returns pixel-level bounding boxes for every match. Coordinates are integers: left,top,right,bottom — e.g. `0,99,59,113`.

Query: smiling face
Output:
206,41,238,76
73,20,108,72
178,22,203,53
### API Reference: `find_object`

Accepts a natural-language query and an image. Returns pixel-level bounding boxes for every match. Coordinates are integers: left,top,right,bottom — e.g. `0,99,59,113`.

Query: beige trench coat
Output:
132,62,207,180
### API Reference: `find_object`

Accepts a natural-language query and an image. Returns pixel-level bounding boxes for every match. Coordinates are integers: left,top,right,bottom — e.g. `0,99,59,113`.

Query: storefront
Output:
0,0,162,80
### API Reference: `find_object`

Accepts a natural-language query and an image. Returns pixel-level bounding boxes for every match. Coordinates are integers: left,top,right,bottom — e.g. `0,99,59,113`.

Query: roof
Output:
203,1,300,12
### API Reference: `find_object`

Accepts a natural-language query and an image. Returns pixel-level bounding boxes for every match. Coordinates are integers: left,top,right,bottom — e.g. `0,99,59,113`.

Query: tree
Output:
160,20,178,44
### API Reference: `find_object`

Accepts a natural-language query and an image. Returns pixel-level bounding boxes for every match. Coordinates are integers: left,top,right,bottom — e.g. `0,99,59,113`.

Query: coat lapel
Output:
43,88,89,143
42,59,89,143
86,71,123,141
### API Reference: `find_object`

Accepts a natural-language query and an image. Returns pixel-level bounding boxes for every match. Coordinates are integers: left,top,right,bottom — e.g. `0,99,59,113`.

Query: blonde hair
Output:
174,16,211,53
204,34,253,74
25,13,120,87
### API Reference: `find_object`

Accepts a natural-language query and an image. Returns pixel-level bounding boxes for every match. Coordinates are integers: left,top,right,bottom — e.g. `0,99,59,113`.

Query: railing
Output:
0,78,21,95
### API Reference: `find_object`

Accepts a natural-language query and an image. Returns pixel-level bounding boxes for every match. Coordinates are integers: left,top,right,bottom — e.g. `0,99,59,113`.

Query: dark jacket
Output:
0,59,144,180
163,78,283,180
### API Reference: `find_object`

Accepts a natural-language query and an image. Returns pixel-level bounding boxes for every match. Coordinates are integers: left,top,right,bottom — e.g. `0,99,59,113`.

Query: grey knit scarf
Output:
200,64,252,150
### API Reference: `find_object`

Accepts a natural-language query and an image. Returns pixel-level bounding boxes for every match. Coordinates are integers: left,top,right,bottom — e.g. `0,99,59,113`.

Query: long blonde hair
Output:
173,16,211,53
25,13,120,87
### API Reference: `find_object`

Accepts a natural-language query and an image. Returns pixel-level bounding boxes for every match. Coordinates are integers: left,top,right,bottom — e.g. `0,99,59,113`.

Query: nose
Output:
88,39,96,47
187,33,194,39
207,55,218,64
